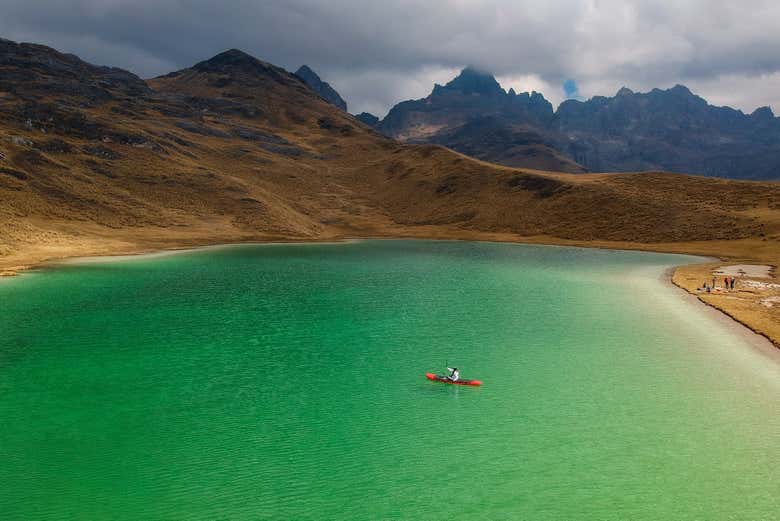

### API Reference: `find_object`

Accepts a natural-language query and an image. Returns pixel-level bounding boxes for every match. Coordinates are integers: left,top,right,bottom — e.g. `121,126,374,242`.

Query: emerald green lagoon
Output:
1,240,779,520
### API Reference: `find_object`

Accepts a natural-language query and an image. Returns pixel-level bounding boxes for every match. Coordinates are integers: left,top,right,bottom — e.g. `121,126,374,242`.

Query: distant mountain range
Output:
342,67,780,179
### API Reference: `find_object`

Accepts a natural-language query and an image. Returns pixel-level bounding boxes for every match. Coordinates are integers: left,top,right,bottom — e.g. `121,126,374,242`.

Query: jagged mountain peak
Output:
442,66,504,96
294,64,347,111
670,84,693,94
751,106,775,120
355,112,380,126
295,64,317,77
191,48,278,74
155,47,303,95
615,84,702,101
210,48,254,61
457,65,495,78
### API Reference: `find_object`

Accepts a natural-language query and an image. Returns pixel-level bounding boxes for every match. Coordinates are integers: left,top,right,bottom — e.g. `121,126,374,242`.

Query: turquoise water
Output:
1,240,778,520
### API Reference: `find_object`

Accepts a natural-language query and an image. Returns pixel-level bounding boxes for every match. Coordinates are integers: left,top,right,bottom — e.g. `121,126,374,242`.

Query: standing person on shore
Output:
724,277,730,291
712,276,717,289
731,277,736,290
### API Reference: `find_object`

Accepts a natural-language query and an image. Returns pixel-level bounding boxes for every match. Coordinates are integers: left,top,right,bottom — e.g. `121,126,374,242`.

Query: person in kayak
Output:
447,367,459,382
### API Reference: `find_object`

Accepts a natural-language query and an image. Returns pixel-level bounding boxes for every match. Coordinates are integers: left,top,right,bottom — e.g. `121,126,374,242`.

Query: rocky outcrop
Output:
0,38,160,146
0,38,150,103
375,67,572,171
355,112,379,127
294,65,347,111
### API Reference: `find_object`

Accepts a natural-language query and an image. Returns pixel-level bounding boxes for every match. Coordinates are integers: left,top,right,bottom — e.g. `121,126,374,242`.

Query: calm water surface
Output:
1,240,778,520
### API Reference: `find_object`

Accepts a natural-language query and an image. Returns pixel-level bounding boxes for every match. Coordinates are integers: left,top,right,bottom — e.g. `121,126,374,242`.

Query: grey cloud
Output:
1,0,779,115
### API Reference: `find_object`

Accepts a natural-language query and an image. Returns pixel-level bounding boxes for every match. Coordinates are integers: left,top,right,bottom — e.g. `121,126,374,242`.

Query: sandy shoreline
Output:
3,235,777,353
663,267,780,360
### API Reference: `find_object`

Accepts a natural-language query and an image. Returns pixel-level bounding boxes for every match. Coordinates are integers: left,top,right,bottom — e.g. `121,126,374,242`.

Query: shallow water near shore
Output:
1,240,779,520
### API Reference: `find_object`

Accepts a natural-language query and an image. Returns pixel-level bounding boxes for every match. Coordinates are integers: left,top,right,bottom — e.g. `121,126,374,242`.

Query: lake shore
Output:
672,262,780,349
2,229,777,350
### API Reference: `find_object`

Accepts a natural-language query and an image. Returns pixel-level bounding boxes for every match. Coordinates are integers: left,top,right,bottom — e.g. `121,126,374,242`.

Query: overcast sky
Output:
2,0,780,117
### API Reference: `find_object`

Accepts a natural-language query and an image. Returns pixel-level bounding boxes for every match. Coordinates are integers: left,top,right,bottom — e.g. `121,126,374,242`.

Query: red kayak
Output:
425,373,482,386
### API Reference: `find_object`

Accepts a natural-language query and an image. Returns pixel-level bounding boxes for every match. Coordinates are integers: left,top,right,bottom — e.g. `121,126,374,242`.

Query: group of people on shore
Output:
699,276,737,293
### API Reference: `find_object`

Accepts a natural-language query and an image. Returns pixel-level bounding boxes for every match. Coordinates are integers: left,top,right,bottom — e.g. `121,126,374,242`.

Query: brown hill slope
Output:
1,39,779,275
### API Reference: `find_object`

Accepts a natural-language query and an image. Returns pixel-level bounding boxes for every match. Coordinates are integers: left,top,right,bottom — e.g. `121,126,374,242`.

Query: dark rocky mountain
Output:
377,68,780,179
294,65,347,111
553,85,780,178
0,37,158,145
376,67,576,171
379,67,553,140
0,37,150,102
185,49,295,86
355,112,379,126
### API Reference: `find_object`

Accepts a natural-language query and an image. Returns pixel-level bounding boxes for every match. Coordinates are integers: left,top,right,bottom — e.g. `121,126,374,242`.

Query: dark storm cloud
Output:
2,0,780,115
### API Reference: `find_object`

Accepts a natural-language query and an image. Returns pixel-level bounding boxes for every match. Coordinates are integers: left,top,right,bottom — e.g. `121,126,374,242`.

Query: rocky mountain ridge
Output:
371,67,780,179
294,65,348,111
